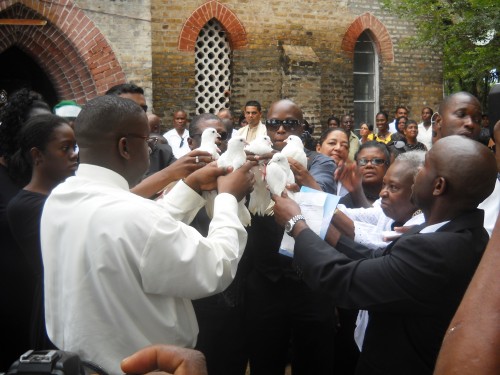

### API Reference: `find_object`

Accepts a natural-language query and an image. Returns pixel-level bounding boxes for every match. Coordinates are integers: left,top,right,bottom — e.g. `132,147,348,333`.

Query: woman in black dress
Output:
0,89,52,370
7,114,78,351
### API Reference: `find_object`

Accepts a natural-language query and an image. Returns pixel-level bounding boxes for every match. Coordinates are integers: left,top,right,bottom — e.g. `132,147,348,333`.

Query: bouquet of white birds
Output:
196,128,306,226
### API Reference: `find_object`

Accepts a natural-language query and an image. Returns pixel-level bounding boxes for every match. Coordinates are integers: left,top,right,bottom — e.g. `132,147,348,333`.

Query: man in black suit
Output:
271,135,497,375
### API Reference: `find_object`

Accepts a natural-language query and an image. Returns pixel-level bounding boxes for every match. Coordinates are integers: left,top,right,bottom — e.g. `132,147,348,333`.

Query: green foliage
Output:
382,0,500,110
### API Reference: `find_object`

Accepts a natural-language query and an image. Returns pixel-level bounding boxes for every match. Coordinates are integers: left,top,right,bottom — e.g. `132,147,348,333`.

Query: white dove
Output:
197,127,220,160
245,135,273,155
281,134,307,168
246,135,274,216
265,152,295,198
218,136,247,170
205,136,253,226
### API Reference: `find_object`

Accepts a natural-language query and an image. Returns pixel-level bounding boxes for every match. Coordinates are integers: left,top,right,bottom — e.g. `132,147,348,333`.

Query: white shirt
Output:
338,199,425,250
41,164,247,375
417,122,433,150
478,177,500,237
388,119,397,134
163,128,190,159
236,122,267,142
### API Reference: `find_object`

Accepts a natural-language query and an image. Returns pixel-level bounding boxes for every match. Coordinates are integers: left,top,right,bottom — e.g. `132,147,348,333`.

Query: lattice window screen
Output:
195,19,232,114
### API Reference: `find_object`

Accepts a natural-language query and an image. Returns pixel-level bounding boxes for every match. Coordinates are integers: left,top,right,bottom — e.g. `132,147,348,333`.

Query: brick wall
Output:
152,0,442,132
75,0,153,106
0,0,127,103
0,0,442,130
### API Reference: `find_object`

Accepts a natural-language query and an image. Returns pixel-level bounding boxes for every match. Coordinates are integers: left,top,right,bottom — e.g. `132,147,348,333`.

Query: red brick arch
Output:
178,0,247,51
0,0,126,103
341,12,394,63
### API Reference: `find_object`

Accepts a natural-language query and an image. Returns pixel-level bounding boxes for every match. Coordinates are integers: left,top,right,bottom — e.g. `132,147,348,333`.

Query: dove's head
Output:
269,152,288,167
284,135,304,148
262,135,273,147
227,136,247,151
189,114,231,152
199,127,221,148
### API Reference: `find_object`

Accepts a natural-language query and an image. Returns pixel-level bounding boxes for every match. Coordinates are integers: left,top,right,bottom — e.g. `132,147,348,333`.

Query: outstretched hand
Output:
334,160,361,193
271,191,302,228
184,161,228,193
121,344,208,375
288,157,322,191
217,160,257,201
166,150,214,181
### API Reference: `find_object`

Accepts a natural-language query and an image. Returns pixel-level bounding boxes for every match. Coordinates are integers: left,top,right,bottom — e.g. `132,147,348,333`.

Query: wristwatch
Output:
285,214,306,234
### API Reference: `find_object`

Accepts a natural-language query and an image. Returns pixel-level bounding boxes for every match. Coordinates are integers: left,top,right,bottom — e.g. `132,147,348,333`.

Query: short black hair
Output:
105,83,144,96
75,95,145,148
327,116,340,125
355,141,391,165
245,100,261,112
189,113,221,137
376,111,389,121
318,127,349,147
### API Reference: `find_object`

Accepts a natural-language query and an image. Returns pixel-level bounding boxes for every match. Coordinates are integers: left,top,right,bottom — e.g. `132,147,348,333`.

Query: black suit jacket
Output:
293,209,488,375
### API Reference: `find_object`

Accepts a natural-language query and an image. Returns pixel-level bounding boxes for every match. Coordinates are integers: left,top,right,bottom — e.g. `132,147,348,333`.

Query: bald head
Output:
429,136,496,208
217,108,233,121
267,99,303,121
147,114,161,133
435,92,482,141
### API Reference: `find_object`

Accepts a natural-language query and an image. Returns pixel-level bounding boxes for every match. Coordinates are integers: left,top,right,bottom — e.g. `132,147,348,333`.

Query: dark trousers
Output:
245,270,337,375
193,295,247,375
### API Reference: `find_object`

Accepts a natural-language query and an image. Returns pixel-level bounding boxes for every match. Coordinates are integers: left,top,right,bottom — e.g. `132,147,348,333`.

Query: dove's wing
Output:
282,136,307,168
266,161,288,196
248,165,271,216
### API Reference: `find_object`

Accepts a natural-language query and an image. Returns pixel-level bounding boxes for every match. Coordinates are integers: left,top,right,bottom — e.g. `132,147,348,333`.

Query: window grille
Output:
353,31,379,129
195,19,232,114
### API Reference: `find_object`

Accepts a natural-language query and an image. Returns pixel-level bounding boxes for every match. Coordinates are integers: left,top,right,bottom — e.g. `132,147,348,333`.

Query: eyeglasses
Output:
357,158,388,167
125,133,158,152
190,131,229,141
265,119,302,131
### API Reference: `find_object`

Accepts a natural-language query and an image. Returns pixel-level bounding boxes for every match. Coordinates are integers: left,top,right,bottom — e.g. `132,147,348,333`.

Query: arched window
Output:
353,30,379,128
195,19,232,114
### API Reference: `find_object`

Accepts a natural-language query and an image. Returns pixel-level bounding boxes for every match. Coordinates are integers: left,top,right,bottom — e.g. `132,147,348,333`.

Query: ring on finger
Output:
195,156,199,163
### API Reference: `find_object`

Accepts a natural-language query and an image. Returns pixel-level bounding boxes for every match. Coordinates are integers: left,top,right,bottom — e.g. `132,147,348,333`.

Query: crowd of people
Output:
0,85,499,375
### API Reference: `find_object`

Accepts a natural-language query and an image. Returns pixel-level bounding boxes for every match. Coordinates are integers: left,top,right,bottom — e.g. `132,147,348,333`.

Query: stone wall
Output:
151,0,442,131
0,0,443,131
76,0,153,107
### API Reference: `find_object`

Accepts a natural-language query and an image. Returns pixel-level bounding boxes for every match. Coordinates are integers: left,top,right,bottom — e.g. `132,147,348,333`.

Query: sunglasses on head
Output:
357,158,388,167
265,119,302,131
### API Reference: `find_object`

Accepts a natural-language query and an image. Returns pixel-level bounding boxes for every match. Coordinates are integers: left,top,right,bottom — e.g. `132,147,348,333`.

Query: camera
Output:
5,350,85,375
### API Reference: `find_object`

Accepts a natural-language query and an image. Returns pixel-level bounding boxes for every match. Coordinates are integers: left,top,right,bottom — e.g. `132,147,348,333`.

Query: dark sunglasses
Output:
357,158,388,166
265,119,302,131
190,131,229,141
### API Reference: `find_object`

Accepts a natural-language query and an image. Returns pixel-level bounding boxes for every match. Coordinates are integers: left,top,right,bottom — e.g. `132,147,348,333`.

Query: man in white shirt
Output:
434,91,499,236
237,100,267,142
388,106,408,134
417,106,434,150
41,95,255,375
164,110,191,158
